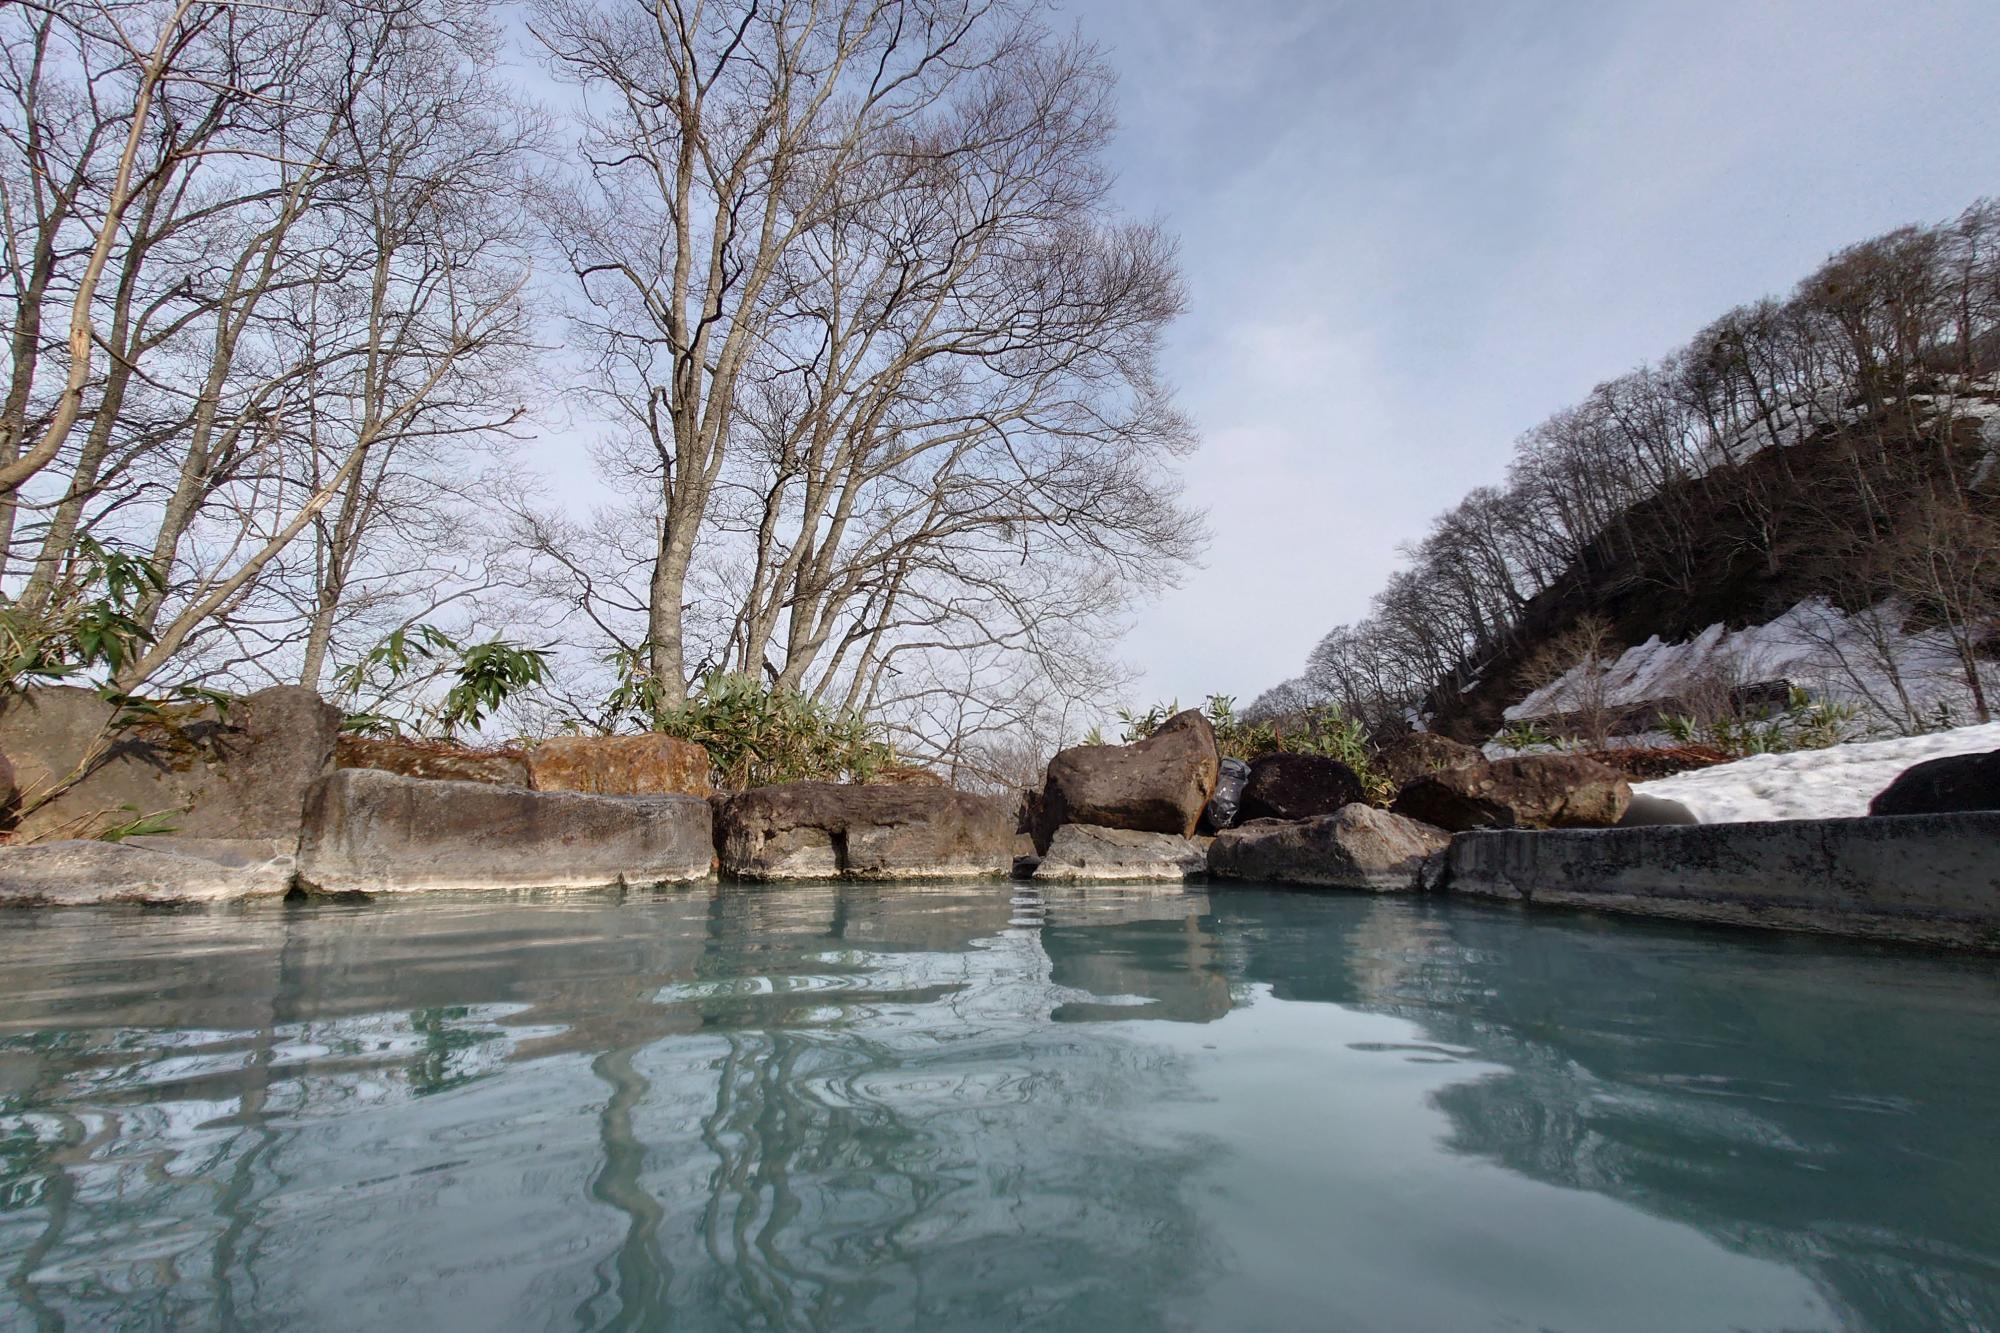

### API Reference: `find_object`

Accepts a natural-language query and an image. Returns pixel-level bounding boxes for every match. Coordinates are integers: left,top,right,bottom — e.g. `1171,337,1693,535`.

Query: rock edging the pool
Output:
1433,813,2000,950
1,683,1997,951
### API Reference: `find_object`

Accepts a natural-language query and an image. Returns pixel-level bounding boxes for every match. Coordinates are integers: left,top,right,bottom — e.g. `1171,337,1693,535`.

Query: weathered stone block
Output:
714,782,1013,881
1032,824,1208,882
1443,813,2000,949
524,733,713,796
297,768,712,894
0,685,338,842
1208,805,1451,891
0,839,294,906
336,735,531,787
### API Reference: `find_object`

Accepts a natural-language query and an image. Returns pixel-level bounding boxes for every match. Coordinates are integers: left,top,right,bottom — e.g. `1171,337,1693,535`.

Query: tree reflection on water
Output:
0,885,1995,1330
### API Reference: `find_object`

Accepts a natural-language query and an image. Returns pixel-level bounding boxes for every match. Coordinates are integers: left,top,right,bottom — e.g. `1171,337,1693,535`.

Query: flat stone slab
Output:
715,782,1013,881
297,769,713,894
1032,825,1208,882
1209,806,1449,891
1444,813,2000,949
0,839,294,906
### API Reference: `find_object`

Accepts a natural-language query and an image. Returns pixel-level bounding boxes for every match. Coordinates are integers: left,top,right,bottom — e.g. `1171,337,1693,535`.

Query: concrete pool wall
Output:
1439,812,2000,950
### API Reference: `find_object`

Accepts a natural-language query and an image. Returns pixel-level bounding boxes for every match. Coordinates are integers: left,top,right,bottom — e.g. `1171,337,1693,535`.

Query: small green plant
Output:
1493,721,1558,753
0,538,166,691
1113,694,1391,803
612,668,890,789
98,806,183,842
334,625,551,738
1663,687,1858,758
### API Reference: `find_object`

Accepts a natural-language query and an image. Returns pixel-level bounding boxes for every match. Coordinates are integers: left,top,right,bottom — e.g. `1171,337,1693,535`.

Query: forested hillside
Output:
1251,201,2000,745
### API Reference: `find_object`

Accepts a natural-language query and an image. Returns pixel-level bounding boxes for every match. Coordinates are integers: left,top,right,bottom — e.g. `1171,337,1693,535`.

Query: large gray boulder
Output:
1208,805,1451,891
297,768,713,894
0,839,295,906
1869,749,2000,816
1238,752,1363,822
1038,709,1219,849
1032,824,1208,882
714,782,1014,881
1391,754,1629,831
0,684,339,842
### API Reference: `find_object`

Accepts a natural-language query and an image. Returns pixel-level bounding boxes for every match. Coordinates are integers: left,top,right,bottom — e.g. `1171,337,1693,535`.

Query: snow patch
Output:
1632,722,2000,824
1507,598,1999,735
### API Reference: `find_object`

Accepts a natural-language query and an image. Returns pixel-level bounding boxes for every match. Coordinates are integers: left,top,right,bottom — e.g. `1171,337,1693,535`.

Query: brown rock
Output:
0,684,338,842
1238,752,1363,822
715,782,1014,881
524,733,712,796
336,735,530,786
1577,744,1731,781
1208,805,1451,891
1376,731,1485,788
1392,753,1630,831
1038,710,1219,849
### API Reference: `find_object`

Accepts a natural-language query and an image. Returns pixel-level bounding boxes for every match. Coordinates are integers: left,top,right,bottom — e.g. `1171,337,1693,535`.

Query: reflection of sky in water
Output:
0,885,1995,1330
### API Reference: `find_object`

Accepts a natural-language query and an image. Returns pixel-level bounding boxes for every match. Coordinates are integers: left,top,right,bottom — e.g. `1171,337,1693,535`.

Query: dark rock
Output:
337,735,530,786
297,768,713,893
524,733,712,796
1208,805,1450,890
0,685,339,842
1032,824,1208,882
1869,749,2000,816
1037,710,1219,849
1200,757,1252,832
1392,754,1630,831
1375,732,1485,788
1016,786,1044,835
1238,752,1363,822
715,782,1014,881
0,838,294,906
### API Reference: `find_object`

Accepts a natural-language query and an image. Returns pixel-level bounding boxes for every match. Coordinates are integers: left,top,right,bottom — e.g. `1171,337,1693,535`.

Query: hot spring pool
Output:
1,884,1995,1330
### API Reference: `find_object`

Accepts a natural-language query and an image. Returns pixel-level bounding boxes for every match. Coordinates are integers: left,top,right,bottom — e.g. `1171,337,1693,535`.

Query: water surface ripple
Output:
1,884,1995,1331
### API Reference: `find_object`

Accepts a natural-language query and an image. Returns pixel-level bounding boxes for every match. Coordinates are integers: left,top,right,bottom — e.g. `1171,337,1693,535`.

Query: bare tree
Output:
0,1,538,700
527,0,1200,741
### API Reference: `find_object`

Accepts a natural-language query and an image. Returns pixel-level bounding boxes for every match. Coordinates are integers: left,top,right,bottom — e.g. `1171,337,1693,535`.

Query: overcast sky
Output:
1053,0,2000,711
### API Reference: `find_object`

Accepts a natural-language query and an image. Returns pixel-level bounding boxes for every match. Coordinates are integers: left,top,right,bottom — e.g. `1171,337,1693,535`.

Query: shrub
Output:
336,625,552,739
1115,694,1391,803
1661,687,1859,758
623,670,890,790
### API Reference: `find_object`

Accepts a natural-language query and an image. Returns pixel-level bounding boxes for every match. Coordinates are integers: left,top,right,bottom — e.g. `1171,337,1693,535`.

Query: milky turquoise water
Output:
0,884,1995,1331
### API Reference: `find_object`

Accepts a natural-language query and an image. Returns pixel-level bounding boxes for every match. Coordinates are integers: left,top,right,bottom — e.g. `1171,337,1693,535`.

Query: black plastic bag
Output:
1201,757,1251,833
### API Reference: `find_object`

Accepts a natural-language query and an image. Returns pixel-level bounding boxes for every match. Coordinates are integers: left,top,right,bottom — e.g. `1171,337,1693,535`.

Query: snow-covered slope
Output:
1632,722,2000,823
1506,597,2000,735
